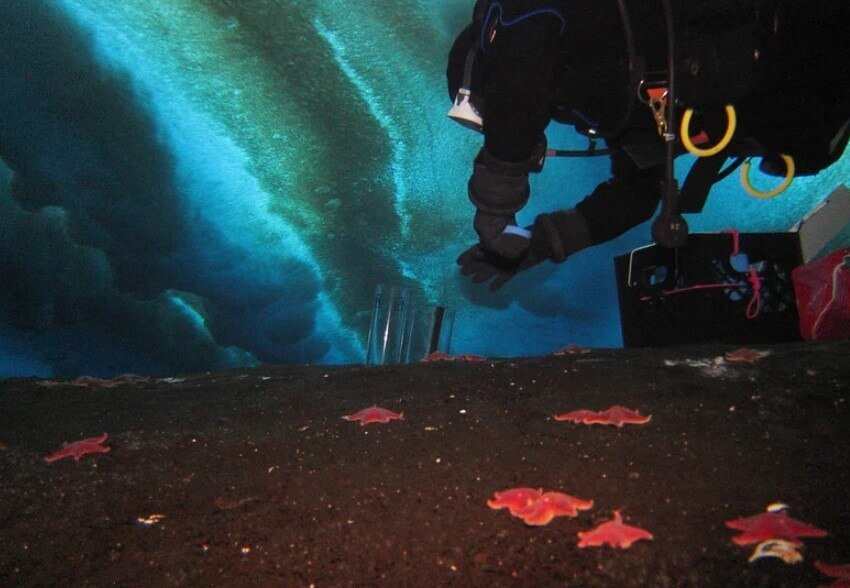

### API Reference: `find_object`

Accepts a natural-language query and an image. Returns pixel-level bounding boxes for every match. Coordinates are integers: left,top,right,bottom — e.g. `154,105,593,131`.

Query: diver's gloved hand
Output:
457,224,544,291
473,210,519,254
473,214,533,259
457,209,593,290
457,239,543,291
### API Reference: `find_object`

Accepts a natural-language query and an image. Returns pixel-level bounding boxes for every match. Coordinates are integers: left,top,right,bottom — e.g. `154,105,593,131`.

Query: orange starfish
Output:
515,491,594,526
487,487,543,516
487,488,593,526
724,348,769,363
420,352,486,362
44,433,110,462
725,508,827,546
419,351,452,362
71,374,150,387
342,406,404,426
454,353,486,362
577,511,653,548
815,561,850,588
554,406,652,427
552,344,590,355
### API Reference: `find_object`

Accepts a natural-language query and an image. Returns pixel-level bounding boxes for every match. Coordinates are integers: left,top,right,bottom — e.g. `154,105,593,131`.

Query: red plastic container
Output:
792,247,850,340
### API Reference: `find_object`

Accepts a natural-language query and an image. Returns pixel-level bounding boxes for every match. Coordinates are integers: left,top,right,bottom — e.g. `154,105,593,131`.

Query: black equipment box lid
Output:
614,232,802,347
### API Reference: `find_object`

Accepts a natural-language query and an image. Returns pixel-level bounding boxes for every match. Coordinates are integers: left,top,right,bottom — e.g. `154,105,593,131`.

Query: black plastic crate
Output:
614,232,802,347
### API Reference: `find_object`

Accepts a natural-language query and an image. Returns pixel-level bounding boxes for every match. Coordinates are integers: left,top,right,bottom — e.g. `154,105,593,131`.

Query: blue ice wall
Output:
0,0,847,377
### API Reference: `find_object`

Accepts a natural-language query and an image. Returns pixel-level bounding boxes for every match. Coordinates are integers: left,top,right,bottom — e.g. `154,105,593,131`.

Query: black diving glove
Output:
473,210,519,257
456,245,542,291
457,209,593,291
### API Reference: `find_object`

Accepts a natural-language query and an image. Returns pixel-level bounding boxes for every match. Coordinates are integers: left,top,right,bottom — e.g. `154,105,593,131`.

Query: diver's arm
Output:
468,1,564,252
574,148,665,245
481,1,564,162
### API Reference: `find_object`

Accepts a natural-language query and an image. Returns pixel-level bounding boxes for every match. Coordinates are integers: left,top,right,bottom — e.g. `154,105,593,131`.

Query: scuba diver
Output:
447,0,850,290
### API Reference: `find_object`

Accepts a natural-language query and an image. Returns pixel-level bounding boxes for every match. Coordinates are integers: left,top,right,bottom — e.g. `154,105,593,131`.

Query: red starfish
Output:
44,433,110,462
342,406,404,426
454,353,486,362
725,509,827,546
577,511,653,548
552,343,590,355
420,351,452,362
487,487,543,516
815,561,850,588
554,406,652,427
110,374,151,386
488,488,594,526
72,374,150,387
515,491,594,526
724,348,769,363
71,376,108,387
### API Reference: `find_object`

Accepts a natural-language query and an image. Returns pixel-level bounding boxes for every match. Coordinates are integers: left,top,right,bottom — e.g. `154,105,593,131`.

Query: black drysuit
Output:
449,0,850,287
449,0,669,249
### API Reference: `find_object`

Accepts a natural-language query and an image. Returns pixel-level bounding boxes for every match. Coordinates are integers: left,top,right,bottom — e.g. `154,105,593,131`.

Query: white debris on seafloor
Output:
663,356,729,378
158,377,185,384
137,513,166,526
748,539,803,564
34,380,62,388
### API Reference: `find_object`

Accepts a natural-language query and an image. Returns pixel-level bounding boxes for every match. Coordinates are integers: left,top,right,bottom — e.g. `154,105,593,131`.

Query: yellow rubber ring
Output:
680,105,737,157
740,154,796,199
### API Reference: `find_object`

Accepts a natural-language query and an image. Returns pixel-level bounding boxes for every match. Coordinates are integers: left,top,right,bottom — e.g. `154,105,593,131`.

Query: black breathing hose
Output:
663,0,676,187
599,0,638,140
651,0,689,248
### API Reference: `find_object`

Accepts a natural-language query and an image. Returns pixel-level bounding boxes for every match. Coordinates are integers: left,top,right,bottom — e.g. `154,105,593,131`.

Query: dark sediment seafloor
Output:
0,341,848,587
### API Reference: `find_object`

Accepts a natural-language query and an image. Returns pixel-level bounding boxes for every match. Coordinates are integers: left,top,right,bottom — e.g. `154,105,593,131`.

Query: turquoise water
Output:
0,0,847,376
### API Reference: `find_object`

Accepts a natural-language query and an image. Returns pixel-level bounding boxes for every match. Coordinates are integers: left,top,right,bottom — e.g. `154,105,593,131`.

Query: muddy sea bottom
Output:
1,341,848,587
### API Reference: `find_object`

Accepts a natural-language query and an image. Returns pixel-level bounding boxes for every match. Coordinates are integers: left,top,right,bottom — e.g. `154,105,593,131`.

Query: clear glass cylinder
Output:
364,285,409,365
400,306,455,363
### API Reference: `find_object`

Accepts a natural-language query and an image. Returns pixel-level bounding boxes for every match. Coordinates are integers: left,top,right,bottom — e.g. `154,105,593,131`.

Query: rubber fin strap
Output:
460,44,477,95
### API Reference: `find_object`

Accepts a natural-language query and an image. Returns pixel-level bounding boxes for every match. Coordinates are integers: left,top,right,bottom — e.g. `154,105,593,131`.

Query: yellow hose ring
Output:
680,105,737,157
740,155,796,199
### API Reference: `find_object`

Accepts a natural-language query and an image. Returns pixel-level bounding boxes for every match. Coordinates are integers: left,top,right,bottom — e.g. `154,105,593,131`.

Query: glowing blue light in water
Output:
313,17,411,242
166,292,210,340
0,0,365,375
